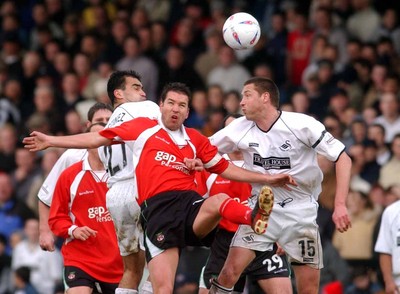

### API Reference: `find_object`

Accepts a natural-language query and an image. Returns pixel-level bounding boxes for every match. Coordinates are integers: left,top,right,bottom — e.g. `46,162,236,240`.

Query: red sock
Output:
219,198,252,225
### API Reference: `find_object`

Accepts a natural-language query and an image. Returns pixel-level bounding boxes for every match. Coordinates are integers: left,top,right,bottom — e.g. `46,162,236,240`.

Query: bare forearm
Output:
48,132,110,149
38,201,51,233
220,164,263,183
335,152,352,206
380,254,395,285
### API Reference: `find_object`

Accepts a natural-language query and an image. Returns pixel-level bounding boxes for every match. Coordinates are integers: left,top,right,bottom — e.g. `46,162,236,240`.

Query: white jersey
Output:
210,111,345,203
98,101,160,187
38,149,87,206
375,200,400,286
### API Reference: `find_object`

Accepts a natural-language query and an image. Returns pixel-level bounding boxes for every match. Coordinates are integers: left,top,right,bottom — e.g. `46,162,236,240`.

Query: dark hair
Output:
244,77,280,108
15,266,31,284
87,102,113,122
160,82,191,104
223,113,242,127
107,70,142,105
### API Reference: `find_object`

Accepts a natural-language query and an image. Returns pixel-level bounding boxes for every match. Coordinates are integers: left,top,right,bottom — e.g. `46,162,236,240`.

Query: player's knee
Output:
219,265,241,284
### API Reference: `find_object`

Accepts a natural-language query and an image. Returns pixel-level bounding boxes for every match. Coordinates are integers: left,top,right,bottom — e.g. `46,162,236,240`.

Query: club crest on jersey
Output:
253,154,291,170
156,232,165,243
242,235,255,243
279,140,292,151
68,272,76,280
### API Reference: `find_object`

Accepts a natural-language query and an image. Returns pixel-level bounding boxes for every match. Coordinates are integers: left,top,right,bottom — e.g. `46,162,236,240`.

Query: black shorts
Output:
64,266,118,294
202,229,290,291
140,190,217,262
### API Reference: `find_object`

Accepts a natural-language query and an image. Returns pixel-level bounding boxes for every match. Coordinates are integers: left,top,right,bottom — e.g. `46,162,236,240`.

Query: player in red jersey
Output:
24,82,297,294
49,123,123,294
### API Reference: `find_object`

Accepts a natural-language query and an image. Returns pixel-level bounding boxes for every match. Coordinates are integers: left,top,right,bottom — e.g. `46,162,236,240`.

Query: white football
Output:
222,12,261,50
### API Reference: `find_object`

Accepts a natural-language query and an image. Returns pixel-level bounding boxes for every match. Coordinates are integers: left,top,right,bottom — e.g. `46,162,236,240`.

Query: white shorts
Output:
106,180,144,256
232,196,323,269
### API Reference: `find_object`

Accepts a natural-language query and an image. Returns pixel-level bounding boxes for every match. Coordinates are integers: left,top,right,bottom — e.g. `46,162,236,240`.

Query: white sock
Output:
115,288,138,294
140,281,153,294
209,279,233,294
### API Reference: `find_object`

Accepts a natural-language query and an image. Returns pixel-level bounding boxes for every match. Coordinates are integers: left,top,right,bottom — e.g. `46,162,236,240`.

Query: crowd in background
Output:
0,0,400,293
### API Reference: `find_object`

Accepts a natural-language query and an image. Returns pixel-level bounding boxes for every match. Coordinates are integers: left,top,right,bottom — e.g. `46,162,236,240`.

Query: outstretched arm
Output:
23,131,112,151
332,152,352,233
220,163,297,190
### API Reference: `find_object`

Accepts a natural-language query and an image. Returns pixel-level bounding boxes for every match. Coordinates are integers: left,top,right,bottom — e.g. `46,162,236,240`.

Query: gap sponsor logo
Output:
154,151,190,174
253,154,291,170
88,206,112,222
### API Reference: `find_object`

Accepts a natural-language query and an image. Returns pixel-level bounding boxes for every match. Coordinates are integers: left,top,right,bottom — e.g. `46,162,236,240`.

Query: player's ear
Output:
114,89,122,99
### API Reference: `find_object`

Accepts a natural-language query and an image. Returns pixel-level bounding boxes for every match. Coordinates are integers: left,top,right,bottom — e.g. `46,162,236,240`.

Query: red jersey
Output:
100,117,229,205
49,159,123,283
287,29,314,86
195,160,251,232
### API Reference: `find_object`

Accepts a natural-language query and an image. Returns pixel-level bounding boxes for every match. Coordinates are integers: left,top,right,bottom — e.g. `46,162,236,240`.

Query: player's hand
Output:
72,226,97,241
265,174,297,191
39,230,55,252
384,280,399,294
184,158,204,171
332,204,351,233
23,131,51,151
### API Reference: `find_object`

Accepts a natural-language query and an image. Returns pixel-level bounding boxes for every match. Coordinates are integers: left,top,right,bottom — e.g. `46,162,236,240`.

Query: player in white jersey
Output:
374,199,400,294
38,102,113,252
209,77,352,294
99,71,159,294
38,71,159,294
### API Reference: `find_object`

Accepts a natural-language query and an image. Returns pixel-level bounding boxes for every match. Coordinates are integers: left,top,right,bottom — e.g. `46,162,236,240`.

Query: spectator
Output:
286,8,314,87
0,172,35,255
0,124,17,173
346,0,381,43
367,123,391,166
13,266,39,294
223,90,242,115
194,28,223,83
115,35,158,102
10,145,41,203
72,52,100,101
333,190,380,268
207,45,251,93
11,218,62,294
158,45,204,95
379,134,400,189
373,92,400,144
373,8,400,55
59,72,84,113
185,89,209,130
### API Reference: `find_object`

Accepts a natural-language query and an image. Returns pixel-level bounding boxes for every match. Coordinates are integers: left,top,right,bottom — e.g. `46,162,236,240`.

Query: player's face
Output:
240,84,264,120
160,91,189,131
121,77,146,102
91,109,112,124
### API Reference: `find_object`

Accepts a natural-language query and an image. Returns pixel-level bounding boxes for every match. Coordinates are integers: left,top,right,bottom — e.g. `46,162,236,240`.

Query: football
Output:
222,12,261,50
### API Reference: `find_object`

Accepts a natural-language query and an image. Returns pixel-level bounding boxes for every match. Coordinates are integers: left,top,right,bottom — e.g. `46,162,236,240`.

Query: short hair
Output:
223,113,242,126
107,70,142,105
244,77,280,108
15,267,31,284
160,82,191,104
87,102,113,122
